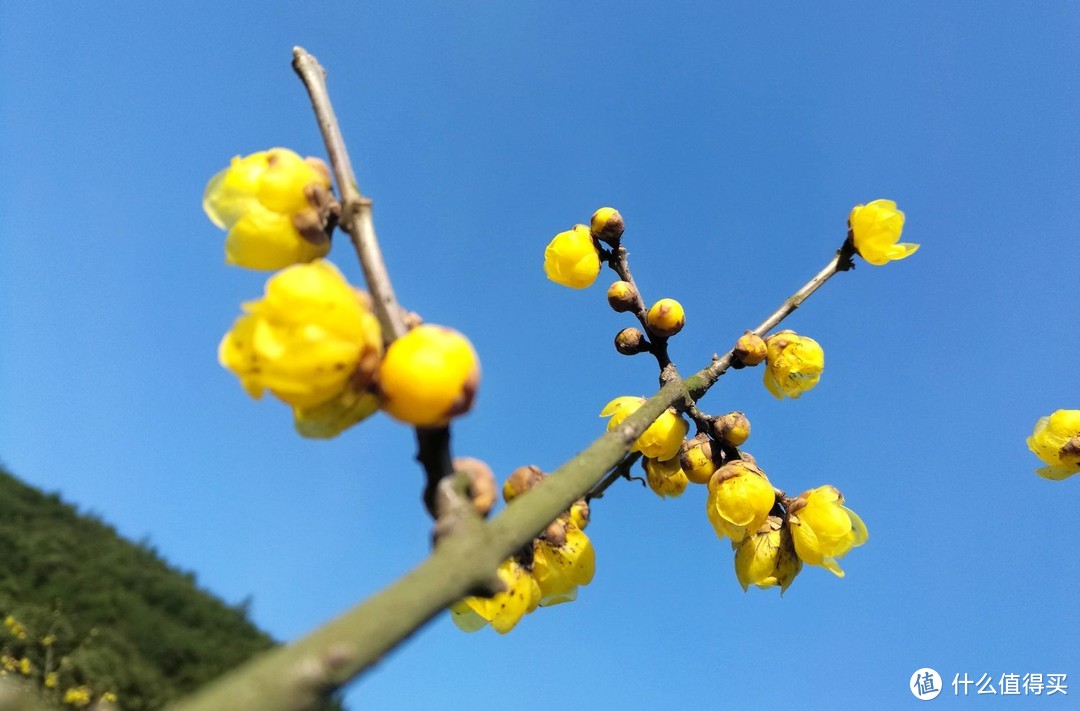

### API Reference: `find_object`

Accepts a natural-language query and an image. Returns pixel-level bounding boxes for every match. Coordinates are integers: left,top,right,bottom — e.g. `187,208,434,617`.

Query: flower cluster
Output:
1028,410,1080,480
207,152,481,436
450,467,595,633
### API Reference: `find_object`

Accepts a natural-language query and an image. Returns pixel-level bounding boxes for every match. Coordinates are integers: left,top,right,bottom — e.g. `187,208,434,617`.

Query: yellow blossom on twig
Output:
848,199,918,266
1027,409,1080,480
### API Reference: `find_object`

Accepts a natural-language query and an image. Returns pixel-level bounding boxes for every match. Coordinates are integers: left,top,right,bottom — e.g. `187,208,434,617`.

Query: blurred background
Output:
1,2,1077,708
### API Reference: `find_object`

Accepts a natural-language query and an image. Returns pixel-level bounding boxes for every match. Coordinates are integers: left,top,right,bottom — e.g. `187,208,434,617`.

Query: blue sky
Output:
1,2,1078,709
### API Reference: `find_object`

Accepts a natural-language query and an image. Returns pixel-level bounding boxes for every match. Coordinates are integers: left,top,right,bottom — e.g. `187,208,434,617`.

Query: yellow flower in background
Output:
763,331,824,399
601,397,688,461
734,516,801,593
787,485,868,577
643,456,690,498
450,559,540,634
204,148,333,270
544,225,601,289
378,325,480,427
44,672,58,689
63,687,93,708
848,199,918,266
1027,409,1080,480
706,460,775,543
218,260,383,430
532,522,596,606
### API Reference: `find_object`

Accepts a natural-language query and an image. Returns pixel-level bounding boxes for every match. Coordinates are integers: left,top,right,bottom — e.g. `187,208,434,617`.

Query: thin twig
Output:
601,244,672,370
168,242,853,711
585,452,643,502
292,47,407,341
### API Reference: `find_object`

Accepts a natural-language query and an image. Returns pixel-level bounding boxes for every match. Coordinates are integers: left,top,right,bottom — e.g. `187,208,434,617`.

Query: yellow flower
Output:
763,330,824,399
679,437,716,485
645,298,685,338
17,657,31,675
45,672,58,689
848,199,918,266
1027,409,1080,480
601,397,688,461
450,559,541,634
101,692,118,704
378,325,480,426
219,260,383,432
706,460,775,543
544,225,601,289
532,521,596,606
204,148,333,270
643,456,689,498
63,687,92,708
734,516,801,593
787,485,868,577
590,207,624,245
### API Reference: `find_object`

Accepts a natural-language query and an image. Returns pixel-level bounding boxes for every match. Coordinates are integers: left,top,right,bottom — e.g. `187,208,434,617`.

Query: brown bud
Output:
615,327,649,355
607,281,639,313
590,207,625,246
713,412,751,447
733,331,767,366
503,465,545,503
402,310,424,330
454,457,497,517
543,520,568,547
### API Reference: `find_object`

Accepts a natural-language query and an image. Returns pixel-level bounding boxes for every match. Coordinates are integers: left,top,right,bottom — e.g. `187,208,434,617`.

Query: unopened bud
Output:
713,412,751,447
679,434,716,485
615,327,649,355
543,519,568,547
646,298,686,338
607,281,639,313
590,207,625,246
569,499,590,530
454,457,497,517
733,332,767,366
503,465,545,503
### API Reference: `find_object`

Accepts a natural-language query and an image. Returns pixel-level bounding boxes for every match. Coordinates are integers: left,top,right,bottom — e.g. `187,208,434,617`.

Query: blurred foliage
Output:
0,467,343,710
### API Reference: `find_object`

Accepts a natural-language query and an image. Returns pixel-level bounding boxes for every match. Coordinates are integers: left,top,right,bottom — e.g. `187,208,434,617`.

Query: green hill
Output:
0,467,341,710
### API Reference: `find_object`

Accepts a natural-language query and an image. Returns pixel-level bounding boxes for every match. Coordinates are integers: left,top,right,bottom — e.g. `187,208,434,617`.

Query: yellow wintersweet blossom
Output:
706,460,775,543
450,559,541,634
63,686,93,708
787,485,868,577
532,521,596,606
734,516,801,593
763,330,824,399
601,397,688,461
218,260,383,434
378,325,480,427
848,199,918,266
645,298,685,338
45,672,58,689
643,456,690,498
544,225,601,289
204,148,334,270
1027,409,1080,480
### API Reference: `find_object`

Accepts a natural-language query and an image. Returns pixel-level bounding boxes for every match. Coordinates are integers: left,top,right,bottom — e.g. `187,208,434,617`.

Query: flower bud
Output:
645,298,685,338
607,281,639,313
544,225,601,289
733,332,767,366
643,456,689,499
713,412,751,447
590,207,624,246
378,325,480,427
763,330,824,399
569,499,590,530
503,465,546,503
614,327,649,355
454,457,498,517
706,460,774,543
679,434,716,485
543,520,568,547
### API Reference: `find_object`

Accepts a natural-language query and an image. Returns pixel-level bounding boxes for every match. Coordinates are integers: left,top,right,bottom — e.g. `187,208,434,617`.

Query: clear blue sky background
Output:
2,3,1078,709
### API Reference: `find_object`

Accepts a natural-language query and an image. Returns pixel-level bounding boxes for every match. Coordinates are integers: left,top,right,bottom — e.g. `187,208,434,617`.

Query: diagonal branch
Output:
166,244,853,711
